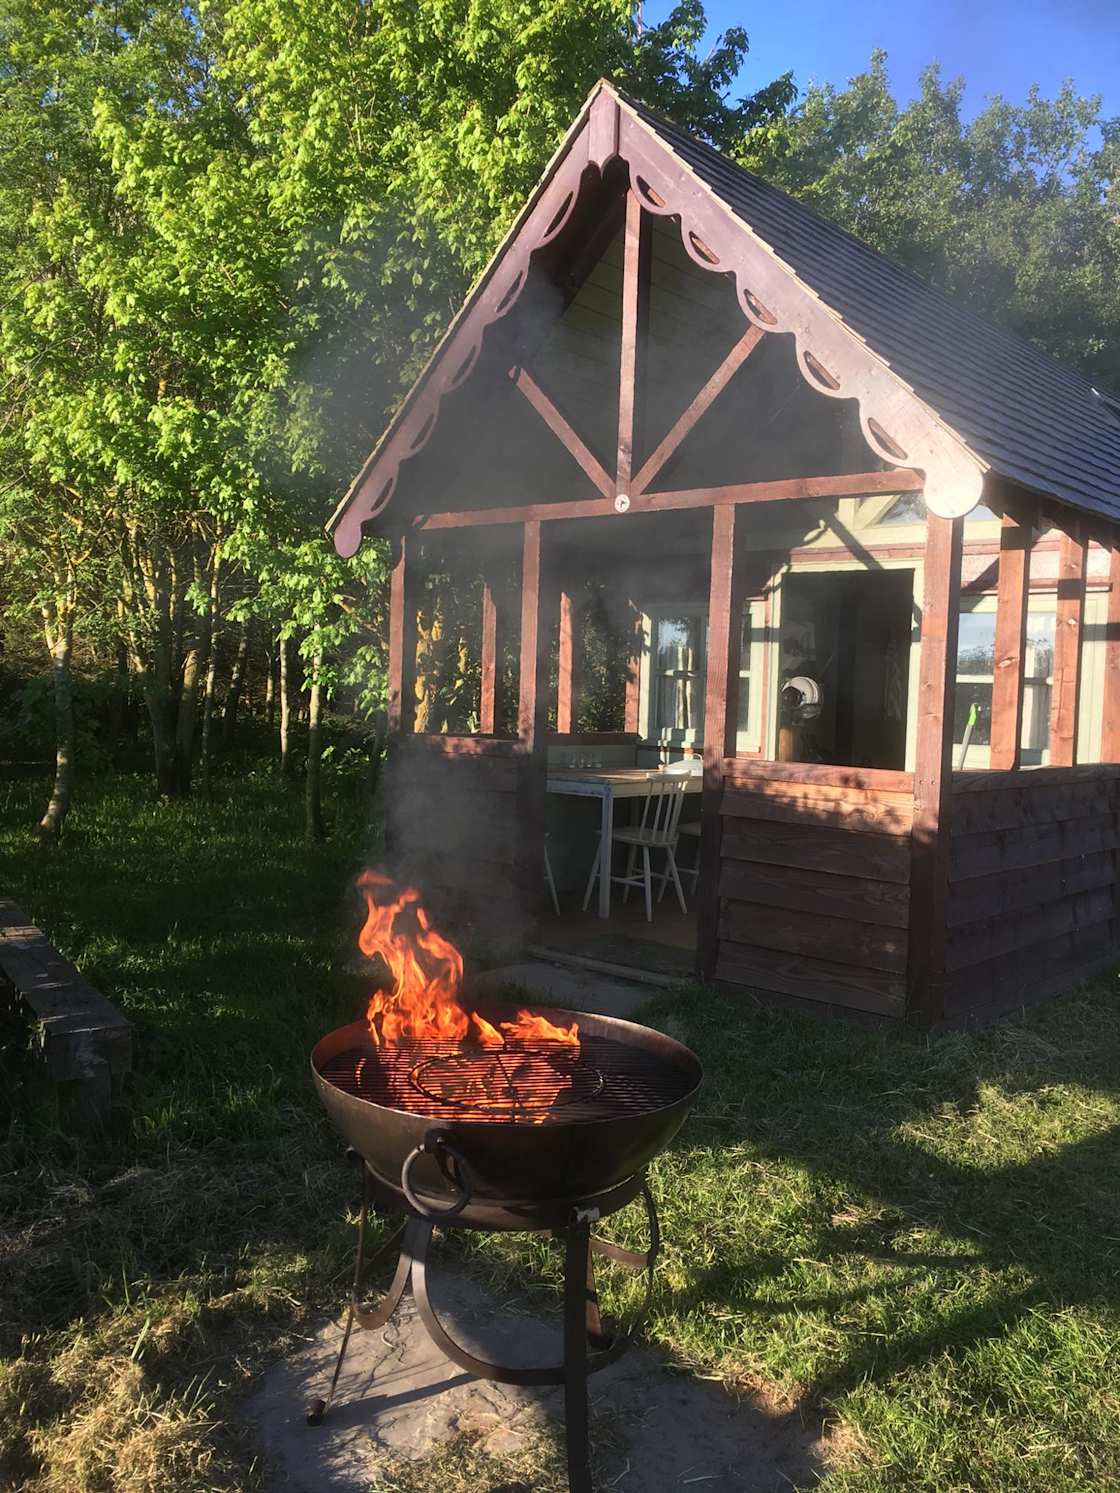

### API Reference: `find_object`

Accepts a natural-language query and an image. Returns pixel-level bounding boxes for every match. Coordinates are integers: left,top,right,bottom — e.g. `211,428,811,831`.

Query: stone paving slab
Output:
246,1262,828,1492
469,961,653,1021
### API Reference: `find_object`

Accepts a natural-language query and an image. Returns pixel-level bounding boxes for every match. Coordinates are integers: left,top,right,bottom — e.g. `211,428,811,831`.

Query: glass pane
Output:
1021,681,1051,754
1024,611,1055,682
881,492,927,524
738,607,753,674
957,610,996,675
735,678,751,736
954,682,993,747
657,673,698,731
656,615,702,674
655,614,704,734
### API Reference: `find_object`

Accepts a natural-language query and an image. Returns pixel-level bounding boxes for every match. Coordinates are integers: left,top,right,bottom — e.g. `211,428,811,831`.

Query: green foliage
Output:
0,0,786,809
741,52,1120,390
0,672,113,771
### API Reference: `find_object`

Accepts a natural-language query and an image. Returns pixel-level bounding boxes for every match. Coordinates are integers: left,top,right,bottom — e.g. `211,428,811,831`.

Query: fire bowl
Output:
310,1004,702,1217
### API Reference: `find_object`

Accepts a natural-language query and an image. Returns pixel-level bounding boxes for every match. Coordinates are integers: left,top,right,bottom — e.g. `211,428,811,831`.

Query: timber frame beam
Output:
415,469,924,531
632,324,766,495
1049,518,1087,767
989,503,1035,770
330,81,986,556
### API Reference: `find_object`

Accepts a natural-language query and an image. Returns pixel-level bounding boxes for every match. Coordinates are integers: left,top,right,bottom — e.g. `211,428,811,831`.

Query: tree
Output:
1,0,794,831
741,53,1120,390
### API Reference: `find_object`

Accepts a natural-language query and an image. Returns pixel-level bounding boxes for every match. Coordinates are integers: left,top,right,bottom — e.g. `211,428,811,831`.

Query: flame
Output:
355,872,579,1118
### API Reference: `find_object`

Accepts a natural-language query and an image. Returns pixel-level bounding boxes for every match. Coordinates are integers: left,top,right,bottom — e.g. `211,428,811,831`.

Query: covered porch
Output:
331,82,1120,1025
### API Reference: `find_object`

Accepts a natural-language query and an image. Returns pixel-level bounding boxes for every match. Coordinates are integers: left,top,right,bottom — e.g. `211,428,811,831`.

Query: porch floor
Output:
534,895,697,981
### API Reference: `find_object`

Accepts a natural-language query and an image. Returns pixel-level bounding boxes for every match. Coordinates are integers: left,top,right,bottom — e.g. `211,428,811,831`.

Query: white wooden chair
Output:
664,820,701,898
582,773,690,922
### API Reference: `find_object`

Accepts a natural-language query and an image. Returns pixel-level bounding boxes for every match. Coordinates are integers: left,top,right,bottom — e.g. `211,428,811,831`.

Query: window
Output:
879,494,998,526
953,598,1055,767
643,600,765,749
735,601,765,751
652,612,705,741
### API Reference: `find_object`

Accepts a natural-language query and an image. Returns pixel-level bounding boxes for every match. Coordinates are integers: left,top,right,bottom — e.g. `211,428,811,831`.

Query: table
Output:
545,766,703,919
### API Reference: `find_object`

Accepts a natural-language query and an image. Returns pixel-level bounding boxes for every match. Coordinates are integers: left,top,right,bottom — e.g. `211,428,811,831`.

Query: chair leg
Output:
581,837,601,912
544,842,561,917
622,843,637,904
642,846,653,922
665,846,688,915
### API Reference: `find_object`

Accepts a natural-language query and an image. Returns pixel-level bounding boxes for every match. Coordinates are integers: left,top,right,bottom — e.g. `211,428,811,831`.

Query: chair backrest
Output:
635,773,690,844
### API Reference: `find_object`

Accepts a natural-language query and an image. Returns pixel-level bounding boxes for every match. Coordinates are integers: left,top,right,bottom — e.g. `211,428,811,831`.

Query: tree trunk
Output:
143,677,181,797
265,635,276,728
198,555,222,799
279,632,295,776
38,606,75,846
305,648,325,843
174,549,213,793
107,640,129,747
175,640,203,795
146,546,182,796
168,549,187,710
222,623,249,743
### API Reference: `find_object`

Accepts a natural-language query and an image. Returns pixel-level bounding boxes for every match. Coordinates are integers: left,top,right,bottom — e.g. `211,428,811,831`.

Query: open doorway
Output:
776,570,914,770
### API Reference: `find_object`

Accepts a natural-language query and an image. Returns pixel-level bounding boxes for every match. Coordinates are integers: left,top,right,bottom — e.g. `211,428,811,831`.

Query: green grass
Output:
2,762,1120,1490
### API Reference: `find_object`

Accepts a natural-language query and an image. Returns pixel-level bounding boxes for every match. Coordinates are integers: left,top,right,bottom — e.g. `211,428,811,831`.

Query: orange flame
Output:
357,871,579,1059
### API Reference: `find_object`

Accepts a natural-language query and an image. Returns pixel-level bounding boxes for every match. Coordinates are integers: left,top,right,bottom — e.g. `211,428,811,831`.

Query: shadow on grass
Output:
4,765,1120,1489
643,981,1120,1421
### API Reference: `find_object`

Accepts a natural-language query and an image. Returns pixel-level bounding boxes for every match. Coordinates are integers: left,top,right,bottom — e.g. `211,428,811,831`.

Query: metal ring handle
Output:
400,1131,475,1219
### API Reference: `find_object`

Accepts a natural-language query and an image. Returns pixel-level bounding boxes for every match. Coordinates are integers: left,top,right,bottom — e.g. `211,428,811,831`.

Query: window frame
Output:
953,592,1057,769
639,598,767,751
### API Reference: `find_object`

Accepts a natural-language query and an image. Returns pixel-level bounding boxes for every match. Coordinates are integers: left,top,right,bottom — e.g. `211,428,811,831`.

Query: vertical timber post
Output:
1050,519,1086,767
387,533,419,736
696,504,738,984
907,512,963,1024
517,521,550,920
616,189,649,738
1102,542,1120,761
616,189,651,499
623,596,642,735
480,576,501,734
558,583,577,734
385,532,421,866
989,503,1033,771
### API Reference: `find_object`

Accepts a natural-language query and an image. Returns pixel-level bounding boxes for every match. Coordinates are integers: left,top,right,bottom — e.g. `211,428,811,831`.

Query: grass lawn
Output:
2,762,1120,1491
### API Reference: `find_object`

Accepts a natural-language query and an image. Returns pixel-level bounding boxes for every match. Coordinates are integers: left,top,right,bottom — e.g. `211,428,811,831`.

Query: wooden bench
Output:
0,898,132,1127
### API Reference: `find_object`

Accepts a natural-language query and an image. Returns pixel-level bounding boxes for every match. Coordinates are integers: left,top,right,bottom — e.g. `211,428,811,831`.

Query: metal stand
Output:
307,1161,660,1493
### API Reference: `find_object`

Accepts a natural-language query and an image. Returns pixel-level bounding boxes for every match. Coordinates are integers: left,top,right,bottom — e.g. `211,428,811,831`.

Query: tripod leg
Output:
307,1164,407,1425
563,1221,593,1493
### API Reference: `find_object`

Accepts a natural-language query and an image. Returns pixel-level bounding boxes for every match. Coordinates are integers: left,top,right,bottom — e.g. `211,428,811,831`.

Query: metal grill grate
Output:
319,1033,691,1126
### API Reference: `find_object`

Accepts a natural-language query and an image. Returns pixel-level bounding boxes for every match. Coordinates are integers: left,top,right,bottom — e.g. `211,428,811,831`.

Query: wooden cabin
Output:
328,81,1120,1026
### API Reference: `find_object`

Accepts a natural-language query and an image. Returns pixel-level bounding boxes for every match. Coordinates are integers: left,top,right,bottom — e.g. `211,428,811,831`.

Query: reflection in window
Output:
646,602,762,747
953,603,1054,763
881,493,927,524
655,615,704,734
881,494,998,525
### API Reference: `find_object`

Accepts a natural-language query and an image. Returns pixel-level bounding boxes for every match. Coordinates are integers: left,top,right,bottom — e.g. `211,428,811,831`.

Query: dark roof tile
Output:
632,98,1120,524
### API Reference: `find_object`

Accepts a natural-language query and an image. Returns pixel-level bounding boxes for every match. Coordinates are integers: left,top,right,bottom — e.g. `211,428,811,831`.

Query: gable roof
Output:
329,81,1120,555
631,97,1120,527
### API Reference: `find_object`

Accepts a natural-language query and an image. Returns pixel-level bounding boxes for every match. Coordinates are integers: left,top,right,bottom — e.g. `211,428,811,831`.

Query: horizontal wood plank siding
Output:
384,734,535,947
714,761,913,1017
945,768,1120,1019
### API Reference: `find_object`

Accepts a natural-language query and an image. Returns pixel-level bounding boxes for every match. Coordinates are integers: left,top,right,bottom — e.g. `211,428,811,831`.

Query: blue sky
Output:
651,0,1120,120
